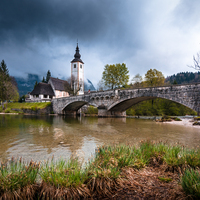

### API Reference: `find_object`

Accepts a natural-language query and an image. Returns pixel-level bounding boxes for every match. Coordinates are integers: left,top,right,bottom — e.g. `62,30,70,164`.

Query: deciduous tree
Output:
102,63,129,89
131,74,143,87
145,69,165,87
188,52,200,71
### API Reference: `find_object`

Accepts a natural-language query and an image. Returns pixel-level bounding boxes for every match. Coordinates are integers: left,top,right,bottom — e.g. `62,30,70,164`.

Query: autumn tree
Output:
145,69,165,87
102,63,129,89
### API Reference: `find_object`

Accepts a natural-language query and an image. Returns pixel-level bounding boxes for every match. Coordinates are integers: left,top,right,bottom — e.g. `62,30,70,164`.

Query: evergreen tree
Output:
42,77,45,83
46,70,51,83
34,81,38,88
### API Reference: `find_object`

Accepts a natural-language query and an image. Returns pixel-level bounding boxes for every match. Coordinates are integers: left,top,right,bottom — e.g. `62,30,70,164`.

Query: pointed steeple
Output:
71,43,84,64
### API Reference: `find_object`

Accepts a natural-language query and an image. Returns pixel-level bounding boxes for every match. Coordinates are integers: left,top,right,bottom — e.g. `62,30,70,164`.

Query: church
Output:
27,44,85,102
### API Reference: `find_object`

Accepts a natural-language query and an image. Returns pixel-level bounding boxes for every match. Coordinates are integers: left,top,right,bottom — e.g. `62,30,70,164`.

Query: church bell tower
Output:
71,43,84,95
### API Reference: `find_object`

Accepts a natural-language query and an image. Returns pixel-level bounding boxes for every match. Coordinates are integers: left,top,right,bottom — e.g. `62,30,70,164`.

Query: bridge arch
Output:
107,96,195,113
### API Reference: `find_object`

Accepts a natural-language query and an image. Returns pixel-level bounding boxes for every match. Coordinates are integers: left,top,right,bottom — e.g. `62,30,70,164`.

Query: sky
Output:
1,0,200,87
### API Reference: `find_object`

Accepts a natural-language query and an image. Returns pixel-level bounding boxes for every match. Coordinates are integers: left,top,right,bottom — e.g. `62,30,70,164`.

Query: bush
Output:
5,108,11,113
86,106,98,114
0,106,3,113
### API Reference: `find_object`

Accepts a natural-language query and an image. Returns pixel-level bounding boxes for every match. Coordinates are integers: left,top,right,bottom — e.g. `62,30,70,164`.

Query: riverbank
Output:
1,141,199,199
160,117,200,129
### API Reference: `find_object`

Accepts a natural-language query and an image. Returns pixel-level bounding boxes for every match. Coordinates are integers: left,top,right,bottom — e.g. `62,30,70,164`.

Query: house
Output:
27,82,55,102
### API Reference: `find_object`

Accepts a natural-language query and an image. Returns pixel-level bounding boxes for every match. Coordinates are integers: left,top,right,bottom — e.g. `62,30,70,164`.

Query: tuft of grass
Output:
40,158,90,199
181,168,200,199
0,158,39,199
158,176,173,183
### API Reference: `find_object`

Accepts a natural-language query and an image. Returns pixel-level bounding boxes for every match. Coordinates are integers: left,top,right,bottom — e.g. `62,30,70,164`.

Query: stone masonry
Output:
52,83,200,117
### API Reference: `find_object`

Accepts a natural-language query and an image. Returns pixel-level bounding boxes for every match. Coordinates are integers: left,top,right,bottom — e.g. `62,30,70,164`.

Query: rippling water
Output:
0,114,200,163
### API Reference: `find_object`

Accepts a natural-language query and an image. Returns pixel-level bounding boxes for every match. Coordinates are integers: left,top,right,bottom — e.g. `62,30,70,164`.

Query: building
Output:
27,44,84,102
28,82,55,102
71,43,84,95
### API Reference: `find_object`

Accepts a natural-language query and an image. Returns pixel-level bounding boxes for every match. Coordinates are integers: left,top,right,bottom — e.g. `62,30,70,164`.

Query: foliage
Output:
85,106,98,114
145,69,165,87
5,108,11,113
166,71,200,84
102,63,129,89
0,60,19,104
46,70,51,83
126,98,197,116
181,168,200,198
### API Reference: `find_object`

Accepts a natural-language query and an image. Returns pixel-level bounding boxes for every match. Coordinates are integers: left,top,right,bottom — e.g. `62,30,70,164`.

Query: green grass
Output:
0,141,200,199
40,158,88,188
181,168,200,199
0,158,39,198
6,102,51,110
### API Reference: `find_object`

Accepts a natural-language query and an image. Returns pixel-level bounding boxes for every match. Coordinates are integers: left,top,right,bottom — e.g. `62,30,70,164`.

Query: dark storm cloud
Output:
0,0,143,47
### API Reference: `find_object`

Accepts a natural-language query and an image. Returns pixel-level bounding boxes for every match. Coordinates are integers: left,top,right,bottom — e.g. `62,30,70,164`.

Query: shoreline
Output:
161,118,200,129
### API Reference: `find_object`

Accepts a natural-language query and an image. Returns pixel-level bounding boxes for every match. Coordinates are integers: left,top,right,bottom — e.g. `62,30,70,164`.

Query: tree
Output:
188,52,200,70
34,81,38,88
0,60,19,108
145,69,165,87
46,70,51,83
102,63,129,89
42,77,45,83
131,73,143,87
64,75,80,96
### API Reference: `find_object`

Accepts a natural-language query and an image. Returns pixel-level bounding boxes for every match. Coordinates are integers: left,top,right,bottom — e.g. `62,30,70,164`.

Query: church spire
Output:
74,43,81,59
71,43,84,64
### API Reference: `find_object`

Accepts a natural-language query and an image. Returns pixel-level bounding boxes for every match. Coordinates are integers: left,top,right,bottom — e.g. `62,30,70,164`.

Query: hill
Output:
165,71,200,84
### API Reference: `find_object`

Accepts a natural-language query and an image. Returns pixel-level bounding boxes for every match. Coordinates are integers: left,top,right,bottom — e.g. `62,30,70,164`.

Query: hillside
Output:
165,71,200,84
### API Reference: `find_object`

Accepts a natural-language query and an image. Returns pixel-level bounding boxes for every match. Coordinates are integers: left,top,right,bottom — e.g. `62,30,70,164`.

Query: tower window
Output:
80,65,82,69
74,64,76,68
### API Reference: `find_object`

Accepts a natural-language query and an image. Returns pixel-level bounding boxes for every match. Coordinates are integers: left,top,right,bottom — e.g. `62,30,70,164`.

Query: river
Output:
0,114,200,163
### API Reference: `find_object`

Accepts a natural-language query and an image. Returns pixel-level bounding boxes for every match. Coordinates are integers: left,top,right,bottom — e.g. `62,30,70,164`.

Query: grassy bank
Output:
0,141,200,199
0,102,51,113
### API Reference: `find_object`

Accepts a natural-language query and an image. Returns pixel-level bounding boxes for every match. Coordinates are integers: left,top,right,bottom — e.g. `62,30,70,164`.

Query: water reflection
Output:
0,115,200,163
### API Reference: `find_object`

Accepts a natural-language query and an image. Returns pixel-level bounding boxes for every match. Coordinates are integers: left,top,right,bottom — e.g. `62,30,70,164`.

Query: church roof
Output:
71,44,84,64
48,77,68,91
30,82,55,96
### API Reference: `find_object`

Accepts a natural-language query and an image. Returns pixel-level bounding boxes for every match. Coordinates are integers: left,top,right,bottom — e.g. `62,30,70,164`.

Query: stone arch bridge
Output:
52,83,200,117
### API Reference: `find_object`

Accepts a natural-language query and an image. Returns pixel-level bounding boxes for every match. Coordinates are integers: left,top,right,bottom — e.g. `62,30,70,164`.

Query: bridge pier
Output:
98,106,126,117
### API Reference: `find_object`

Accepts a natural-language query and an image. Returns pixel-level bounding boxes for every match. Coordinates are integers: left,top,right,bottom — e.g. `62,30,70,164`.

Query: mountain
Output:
165,71,200,84
15,74,40,96
84,79,96,91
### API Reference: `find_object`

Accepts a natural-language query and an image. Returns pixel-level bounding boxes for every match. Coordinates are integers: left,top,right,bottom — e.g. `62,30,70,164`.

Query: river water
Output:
0,114,200,163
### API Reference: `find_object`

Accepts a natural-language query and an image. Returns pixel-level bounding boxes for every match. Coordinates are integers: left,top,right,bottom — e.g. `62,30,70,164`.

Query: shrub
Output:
5,108,11,113
0,106,3,113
